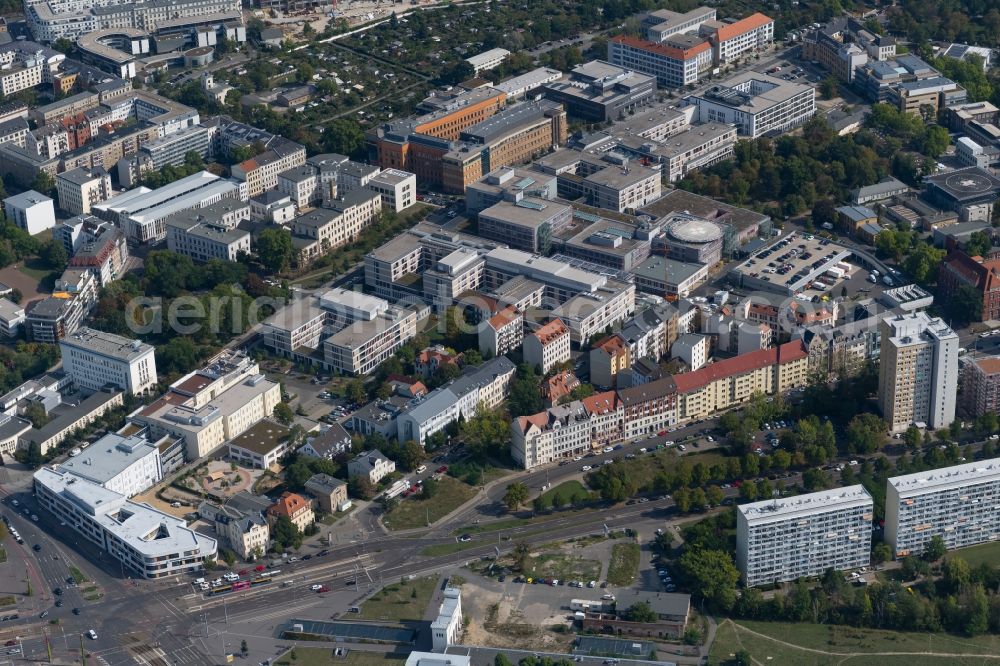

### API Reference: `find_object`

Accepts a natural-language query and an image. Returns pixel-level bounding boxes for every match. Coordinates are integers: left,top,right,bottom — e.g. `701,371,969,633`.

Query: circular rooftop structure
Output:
942,171,997,195
667,215,724,244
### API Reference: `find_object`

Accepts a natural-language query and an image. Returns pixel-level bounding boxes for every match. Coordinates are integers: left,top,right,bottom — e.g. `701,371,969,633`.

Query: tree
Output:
503,482,529,511
819,75,839,100
255,228,294,274
965,230,992,258
157,337,201,375
460,408,509,457
873,542,893,566
322,119,366,158
272,515,302,550
846,413,886,453
924,534,947,561
512,541,530,571
24,402,49,428
624,602,658,623
348,476,374,500
41,240,67,271
677,548,739,611
345,379,367,406
400,440,426,471
904,425,922,450
273,402,294,425
31,172,55,196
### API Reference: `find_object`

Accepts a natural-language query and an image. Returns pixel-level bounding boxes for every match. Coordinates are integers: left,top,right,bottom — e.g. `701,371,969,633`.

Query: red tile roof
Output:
532,318,569,345
489,306,521,330
672,341,807,394
713,12,773,42
269,491,309,518
611,34,711,60
582,391,619,415
515,411,550,434
974,357,1000,375
594,334,628,355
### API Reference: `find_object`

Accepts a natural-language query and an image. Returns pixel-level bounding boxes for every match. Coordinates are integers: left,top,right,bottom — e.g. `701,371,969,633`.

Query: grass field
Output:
710,619,1000,665
68,567,88,584
275,648,407,666
358,576,438,622
606,542,640,586
0,596,14,607
525,552,601,582
419,541,480,557
383,476,476,530
538,480,591,506
945,541,1000,568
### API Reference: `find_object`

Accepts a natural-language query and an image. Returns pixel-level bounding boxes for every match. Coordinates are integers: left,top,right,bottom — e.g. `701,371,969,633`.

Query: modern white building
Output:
60,327,158,396
878,312,959,432
3,190,56,235
55,431,162,498
431,587,463,651
165,215,251,262
465,48,510,74
689,72,816,137
366,168,416,213
886,458,1000,558
0,299,25,338
736,486,874,587
34,467,216,578
671,333,708,371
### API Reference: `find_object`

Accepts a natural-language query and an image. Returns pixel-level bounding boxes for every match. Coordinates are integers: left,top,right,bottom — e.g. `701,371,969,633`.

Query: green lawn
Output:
0,596,14,607
0,547,6,563
68,566,88,584
538,480,591,506
383,476,476,530
275,648,406,666
945,540,1000,568
606,542,640,586
710,619,1000,665
419,541,481,557
357,576,438,622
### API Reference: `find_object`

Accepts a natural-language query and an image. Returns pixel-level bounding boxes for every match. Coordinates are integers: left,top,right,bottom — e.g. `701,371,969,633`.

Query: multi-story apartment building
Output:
523,318,571,374
277,165,320,209
60,327,157,395
396,357,516,445
511,391,624,469
674,341,809,419
322,306,419,376
608,35,712,89
878,312,958,432
476,198,573,254
737,486,873,587
34,467,216,578
618,375,679,440
291,191,382,262
590,334,631,390
478,306,523,358
267,491,314,534
962,356,1000,417
197,501,268,561
56,167,112,215
231,136,307,197
887,458,1000,558
0,299,25,338
689,72,816,137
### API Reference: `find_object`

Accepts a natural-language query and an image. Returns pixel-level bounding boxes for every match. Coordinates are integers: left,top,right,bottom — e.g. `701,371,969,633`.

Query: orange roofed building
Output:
511,389,624,469
268,491,315,533
542,369,581,407
479,305,524,358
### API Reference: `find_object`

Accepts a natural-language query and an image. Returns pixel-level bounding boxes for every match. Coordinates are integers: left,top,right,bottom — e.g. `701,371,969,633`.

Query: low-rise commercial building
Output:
348,450,395,484
227,420,291,469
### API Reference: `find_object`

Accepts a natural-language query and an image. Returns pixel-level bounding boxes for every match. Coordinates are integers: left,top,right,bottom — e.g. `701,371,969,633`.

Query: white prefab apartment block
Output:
736,485,874,587
60,327,158,395
886,458,1000,558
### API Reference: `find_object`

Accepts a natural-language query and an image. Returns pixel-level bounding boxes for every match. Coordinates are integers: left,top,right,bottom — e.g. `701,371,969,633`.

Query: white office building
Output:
55,431,162,498
878,312,958,433
60,327,158,396
886,458,1000,558
431,587,463,651
34,467,216,578
367,169,417,213
3,190,56,235
736,485,874,587
689,72,816,137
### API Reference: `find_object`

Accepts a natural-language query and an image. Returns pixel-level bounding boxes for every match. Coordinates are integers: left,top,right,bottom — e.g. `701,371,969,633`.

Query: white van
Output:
415,465,427,474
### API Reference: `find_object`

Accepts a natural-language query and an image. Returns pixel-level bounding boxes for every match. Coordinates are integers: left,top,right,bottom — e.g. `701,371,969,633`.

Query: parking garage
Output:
730,232,853,296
